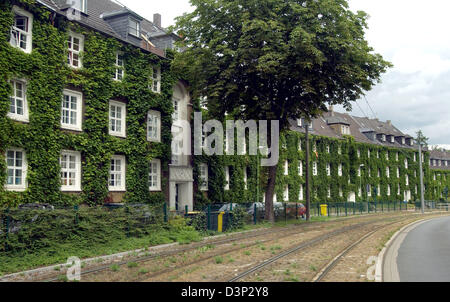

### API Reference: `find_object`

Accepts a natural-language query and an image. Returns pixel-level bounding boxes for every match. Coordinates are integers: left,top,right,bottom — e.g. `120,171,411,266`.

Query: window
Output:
387,185,391,196
327,186,331,198
341,125,350,135
326,163,331,176
414,153,417,162
297,119,302,127
381,134,386,142
312,143,317,153
358,166,361,177
244,168,248,190
199,163,208,191
312,162,318,176
70,0,87,14
129,18,140,37
368,150,371,158
299,185,304,201
378,169,381,178
147,110,161,142
225,166,230,190
109,155,126,191
326,145,330,153
10,6,33,54
377,151,380,159
390,136,395,143
60,151,81,191
397,168,400,178
406,175,409,186
67,32,84,68
151,67,161,93
386,152,389,161
298,161,303,176
338,164,343,176
298,139,302,151
149,159,161,191
114,52,124,81
172,98,179,121
109,101,126,137
386,167,390,178
283,186,289,201
339,187,343,197
396,152,399,161
367,185,372,197
8,79,29,122
357,149,360,158
338,146,342,155
405,159,408,169
284,161,289,175
5,149,27,191
61,89,82,131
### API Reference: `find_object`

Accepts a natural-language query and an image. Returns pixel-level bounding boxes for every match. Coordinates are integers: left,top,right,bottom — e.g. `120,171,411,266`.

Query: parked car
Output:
285,203,307,217
18,203,54,211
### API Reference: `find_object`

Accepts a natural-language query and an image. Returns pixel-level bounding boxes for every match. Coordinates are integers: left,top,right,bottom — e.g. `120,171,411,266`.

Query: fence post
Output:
163,203,168,223
207,205,211,230
253,203,257,225
229,203,233,230
382,201,384,212
327,203,330,218
345,202,348,216
4,208,10,251
284,203,287,224
296,203,298,220
185,205,189,218
74,205,79,225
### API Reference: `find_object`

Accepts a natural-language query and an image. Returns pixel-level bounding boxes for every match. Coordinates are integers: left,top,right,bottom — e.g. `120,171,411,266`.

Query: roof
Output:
290,110,419,150
36,0,171,57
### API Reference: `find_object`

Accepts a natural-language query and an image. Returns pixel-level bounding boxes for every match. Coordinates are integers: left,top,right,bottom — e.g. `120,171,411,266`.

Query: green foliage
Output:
0,1,179,207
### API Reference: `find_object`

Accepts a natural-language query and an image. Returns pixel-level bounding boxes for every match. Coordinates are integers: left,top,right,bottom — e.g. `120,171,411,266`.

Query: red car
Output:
285,203,307,217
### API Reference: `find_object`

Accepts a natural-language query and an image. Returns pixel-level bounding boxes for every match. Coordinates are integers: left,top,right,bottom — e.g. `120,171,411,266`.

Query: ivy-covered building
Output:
1,0,196,209
1,0,449,211
194,107,450,208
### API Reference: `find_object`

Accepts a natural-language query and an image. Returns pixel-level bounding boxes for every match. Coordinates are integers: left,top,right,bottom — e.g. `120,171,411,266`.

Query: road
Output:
391,216,450,282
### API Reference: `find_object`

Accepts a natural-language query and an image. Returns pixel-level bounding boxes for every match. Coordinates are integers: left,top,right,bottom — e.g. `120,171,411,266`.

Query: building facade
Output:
1,0,449,210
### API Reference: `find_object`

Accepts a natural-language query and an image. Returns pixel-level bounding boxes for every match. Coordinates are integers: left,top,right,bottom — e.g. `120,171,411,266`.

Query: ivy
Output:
0,1,180,207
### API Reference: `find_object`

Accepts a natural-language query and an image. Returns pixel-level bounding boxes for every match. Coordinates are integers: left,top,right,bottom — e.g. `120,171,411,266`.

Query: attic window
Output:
129,18,140,37
70,0,87,14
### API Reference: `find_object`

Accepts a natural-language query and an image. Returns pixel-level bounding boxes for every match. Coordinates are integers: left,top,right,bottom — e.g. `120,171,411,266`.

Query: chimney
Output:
387,120,392,126
329,105,335,117
153,13,162,28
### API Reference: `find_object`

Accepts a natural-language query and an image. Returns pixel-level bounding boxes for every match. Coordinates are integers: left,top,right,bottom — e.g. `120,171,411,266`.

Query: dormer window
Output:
129,18,140,37
381,134,386,142
70,0,88,14
10,6,33,54
401,137,405,145
341,125,350,135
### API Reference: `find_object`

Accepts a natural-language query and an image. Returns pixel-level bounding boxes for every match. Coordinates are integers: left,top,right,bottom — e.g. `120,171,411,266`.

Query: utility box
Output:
320,204,328,216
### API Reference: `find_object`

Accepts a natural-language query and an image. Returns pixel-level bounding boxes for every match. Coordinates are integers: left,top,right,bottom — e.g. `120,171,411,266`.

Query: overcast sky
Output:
119,0,450,148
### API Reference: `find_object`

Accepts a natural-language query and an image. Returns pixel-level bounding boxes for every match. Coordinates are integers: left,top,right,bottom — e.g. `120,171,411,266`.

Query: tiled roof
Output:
35,0,168,57
290,110,419,151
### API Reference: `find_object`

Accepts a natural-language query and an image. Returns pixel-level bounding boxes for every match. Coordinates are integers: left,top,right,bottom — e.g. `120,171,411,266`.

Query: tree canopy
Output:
173,0,392,128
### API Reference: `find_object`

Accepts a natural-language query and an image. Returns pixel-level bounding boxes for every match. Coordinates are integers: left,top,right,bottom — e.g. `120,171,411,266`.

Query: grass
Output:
244,251,251,256
127,262,138,268
138,268,149,275
214,256,224,264
110,264,120,272
309,265,317,272
0,224,202,276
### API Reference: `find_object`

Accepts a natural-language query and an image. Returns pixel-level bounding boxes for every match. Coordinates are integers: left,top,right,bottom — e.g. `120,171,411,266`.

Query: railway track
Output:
227,216,413,282
38,212,413,282
40,216,354,282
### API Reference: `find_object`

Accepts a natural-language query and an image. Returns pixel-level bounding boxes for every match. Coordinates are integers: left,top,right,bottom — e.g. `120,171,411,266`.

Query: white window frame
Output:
284,160,289,175
149,159,161,191
61,89,83,131
298,139,302,151
8,79,29,122
151,66,161,93
70,0,87,14
60,150,82,192
283,185,289,201
199,163,208,191
114,51,125,81
338,164,343,176
5,148,27,192
67,31,84,69
244,167,248,190
326,145,330,153
225,166,230,190
10,6,33,54
299,184,304,201
172,97,179,121
312,162,318,176
298,161,303,176
387,185,391,196
129,17,140,37
357,149,360,158
147,110,161,142
109,100,126,138
386,167,390,178
109,155,126,192
326,163,331,176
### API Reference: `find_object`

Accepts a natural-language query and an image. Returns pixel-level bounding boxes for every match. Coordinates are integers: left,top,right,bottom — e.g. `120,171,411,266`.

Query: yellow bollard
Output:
218,212,225,232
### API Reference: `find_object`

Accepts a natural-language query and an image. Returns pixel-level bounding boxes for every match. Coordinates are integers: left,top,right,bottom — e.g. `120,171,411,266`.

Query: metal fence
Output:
1,201,448,253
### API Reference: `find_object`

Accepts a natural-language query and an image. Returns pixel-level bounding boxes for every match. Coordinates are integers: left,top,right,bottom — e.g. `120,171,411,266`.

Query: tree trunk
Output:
264,164,277,223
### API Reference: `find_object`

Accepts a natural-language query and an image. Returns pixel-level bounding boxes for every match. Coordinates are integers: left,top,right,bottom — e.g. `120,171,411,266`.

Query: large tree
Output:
173,0,392,222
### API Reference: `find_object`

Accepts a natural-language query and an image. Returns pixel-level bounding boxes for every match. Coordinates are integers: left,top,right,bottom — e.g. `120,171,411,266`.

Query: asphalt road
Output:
397,216,450,282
